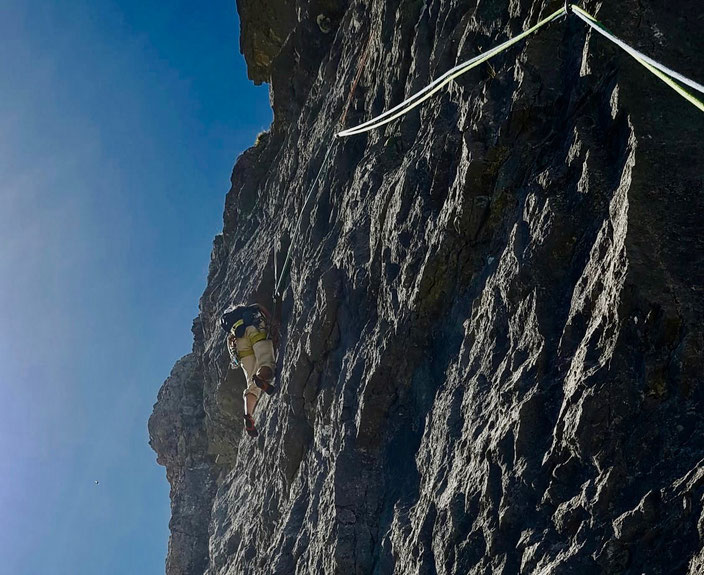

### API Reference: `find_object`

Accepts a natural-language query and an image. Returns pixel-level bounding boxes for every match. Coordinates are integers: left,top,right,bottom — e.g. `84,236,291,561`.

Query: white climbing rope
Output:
336,4,703,140
570,5,704,112
336,6,567,137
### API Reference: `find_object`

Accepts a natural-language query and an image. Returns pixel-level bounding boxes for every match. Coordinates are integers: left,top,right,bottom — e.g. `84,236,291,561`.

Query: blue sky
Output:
0,1,271,573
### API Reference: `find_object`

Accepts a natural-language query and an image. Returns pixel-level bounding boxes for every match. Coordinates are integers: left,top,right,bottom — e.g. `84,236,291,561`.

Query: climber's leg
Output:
243,412,258,437
242,384,262,437
252,337,276,395
236,342,262,437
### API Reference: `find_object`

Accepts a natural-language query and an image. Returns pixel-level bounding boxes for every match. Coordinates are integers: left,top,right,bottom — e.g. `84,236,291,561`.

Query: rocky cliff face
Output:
148,0,704,573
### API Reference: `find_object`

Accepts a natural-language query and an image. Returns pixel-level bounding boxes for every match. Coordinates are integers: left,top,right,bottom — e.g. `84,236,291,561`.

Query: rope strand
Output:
571,5,704,111
337,4,702,140
336,6,567,137
275,28,377,298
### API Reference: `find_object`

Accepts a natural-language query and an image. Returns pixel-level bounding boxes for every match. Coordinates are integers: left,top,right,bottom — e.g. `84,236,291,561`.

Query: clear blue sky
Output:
0,1,271,573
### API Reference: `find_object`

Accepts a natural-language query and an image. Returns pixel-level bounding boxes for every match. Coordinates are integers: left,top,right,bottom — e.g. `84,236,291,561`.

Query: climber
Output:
220,303,278,437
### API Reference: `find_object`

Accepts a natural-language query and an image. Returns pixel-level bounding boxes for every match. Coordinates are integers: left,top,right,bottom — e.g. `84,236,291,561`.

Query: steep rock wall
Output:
149,0,704,573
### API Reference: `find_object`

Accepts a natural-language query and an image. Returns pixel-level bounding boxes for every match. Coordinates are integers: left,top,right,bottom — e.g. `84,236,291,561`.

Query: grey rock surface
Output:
149,0,704,573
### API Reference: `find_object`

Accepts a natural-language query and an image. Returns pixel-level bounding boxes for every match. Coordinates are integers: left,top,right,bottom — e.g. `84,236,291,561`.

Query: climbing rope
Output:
570,5,704,112
340,30,375,128
273,30,377,300
274,136,337,299
336,4,702,139
336,6,567,137
274,4,702,299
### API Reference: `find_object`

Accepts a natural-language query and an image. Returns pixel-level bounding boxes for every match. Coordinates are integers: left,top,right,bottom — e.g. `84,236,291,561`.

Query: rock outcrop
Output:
149,0,704,573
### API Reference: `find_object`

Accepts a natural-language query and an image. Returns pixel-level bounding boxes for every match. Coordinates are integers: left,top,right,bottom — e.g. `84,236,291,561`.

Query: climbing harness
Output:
249,331,268,346
222,304,273,365
235,331,268,361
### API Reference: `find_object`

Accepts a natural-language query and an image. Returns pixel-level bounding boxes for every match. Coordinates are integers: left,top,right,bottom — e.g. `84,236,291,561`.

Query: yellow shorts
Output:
236,325,275,399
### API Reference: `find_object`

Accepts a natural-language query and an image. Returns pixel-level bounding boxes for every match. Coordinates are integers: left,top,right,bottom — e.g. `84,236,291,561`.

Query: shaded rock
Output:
149,355,217,575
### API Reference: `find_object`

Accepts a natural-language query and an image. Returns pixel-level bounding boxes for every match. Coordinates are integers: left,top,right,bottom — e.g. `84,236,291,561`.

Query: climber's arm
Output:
226,333,239,369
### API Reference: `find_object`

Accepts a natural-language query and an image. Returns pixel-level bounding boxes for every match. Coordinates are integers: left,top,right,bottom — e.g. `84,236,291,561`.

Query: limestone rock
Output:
150,0,704,573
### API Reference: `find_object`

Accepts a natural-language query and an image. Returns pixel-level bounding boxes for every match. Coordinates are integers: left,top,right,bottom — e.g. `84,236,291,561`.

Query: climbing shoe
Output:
243,414,258,437
254,374,277,396
254,366,276,396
